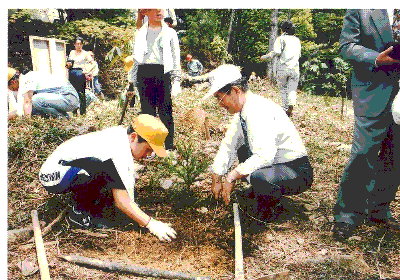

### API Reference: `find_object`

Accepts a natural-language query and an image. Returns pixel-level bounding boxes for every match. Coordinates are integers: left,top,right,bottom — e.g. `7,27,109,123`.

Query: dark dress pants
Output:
334,102,400,221
137,64,174,150
237,145,313,207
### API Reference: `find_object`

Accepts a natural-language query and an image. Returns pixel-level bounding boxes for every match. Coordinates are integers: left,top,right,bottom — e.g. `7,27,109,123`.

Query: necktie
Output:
239,113,253,158
393,9,400,43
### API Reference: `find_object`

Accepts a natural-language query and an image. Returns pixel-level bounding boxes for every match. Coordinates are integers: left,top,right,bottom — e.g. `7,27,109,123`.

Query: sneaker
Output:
68,205,93,229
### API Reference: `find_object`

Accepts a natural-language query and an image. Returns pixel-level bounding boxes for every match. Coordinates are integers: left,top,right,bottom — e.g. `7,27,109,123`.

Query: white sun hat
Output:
202,64,242,101
392,91,400,124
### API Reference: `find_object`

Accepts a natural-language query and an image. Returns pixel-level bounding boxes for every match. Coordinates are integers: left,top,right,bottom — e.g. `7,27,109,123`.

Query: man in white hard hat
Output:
203,64,313,221
39,114,177,242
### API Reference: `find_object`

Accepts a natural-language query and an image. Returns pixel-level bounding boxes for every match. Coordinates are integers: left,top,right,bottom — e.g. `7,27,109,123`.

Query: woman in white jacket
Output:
128,9,181,152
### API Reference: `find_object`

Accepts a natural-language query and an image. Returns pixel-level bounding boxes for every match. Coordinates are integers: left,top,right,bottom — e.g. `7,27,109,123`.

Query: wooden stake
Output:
204,117,211,141
59,254,210,280
31,210,51,280
27,209,66,244
233,203,245,280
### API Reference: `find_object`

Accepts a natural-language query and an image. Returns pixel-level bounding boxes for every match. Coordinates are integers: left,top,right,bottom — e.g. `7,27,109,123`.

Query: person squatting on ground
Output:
39,114,177,242
260,21,301,118
8,68,32,120
66,36,96,115
203,64,313,221
331,9,400,240
7,67,80,119
128,9,182,152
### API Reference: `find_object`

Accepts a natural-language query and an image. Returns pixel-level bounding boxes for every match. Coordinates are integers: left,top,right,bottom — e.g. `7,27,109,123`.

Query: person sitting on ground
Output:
186,54,204,77
203,64,313,221
7,67,80,119
39,114,177,242
7,68,33,120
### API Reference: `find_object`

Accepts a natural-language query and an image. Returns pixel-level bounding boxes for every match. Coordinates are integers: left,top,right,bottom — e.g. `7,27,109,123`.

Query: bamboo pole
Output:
59,254,210,280
31,210,51,280
233,203,245,280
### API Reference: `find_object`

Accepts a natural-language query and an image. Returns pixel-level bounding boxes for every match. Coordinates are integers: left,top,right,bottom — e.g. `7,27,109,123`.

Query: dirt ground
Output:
7,80,400,279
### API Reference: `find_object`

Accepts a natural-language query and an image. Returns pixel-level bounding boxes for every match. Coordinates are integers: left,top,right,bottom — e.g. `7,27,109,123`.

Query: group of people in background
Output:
7,36,104,120
7,9,399,243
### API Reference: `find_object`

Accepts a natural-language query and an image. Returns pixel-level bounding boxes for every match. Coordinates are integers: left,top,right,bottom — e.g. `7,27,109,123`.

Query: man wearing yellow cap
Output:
7,68,33,119
38,114,177,242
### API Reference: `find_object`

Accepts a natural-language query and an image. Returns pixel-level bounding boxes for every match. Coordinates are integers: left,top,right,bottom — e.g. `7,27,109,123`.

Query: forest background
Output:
7,8,350,99
7,8,400,280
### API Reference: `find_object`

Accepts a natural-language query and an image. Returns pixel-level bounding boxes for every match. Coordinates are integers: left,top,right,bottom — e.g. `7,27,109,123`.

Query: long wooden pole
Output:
31,210,51,280
59,254,210,280
233,203,245,280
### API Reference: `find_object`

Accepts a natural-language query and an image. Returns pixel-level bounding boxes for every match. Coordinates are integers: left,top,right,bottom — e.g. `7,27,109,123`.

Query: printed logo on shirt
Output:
40,171,61,183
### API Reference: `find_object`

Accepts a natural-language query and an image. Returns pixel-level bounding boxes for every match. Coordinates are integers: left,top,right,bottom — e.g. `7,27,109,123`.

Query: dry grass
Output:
7,79,400,279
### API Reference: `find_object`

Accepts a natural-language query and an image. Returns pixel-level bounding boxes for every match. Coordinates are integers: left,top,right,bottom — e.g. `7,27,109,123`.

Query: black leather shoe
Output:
331,212,365,240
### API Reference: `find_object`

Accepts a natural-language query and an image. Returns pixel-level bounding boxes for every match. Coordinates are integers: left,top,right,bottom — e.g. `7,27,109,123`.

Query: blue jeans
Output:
93,76,104,98
32,85,80,119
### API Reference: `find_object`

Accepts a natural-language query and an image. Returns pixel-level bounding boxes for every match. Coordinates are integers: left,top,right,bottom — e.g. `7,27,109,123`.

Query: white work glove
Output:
171,81,182,97
392,92,400,124
146,218,177,242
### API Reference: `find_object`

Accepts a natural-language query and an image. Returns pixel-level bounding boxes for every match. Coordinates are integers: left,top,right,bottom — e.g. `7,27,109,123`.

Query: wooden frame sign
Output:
29,36,68,78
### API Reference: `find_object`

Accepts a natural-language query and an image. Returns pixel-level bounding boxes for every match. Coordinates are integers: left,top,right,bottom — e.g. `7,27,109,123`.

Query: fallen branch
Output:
27,208,66,244
71,229,109,238
233,203,245,280
20,240,59,251
8,221,46,243
31,210,51,280
59,254,210,280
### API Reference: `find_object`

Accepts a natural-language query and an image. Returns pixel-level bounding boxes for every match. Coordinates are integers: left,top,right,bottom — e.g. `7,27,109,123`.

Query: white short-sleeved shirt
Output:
40,126,137,201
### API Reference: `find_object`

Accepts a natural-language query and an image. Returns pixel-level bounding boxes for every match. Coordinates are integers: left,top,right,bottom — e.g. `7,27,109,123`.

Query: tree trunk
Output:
267,9,279,80
223,9,236,64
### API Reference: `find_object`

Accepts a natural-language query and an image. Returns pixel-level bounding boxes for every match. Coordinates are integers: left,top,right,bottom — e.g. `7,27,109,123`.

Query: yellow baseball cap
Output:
132,114,168,157
8,67,17,82
124,55,134,72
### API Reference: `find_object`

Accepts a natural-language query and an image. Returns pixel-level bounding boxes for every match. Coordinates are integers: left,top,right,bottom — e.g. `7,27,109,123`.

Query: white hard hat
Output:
202,64,242,101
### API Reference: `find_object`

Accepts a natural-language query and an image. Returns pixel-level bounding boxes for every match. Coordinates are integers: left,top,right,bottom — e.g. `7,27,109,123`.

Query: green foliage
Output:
161,140,211,189
300,41,352,97
180,9,232,68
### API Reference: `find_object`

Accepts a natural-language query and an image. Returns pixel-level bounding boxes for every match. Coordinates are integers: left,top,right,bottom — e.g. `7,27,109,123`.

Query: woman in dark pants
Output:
66,36,94,115
129,9,182,152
